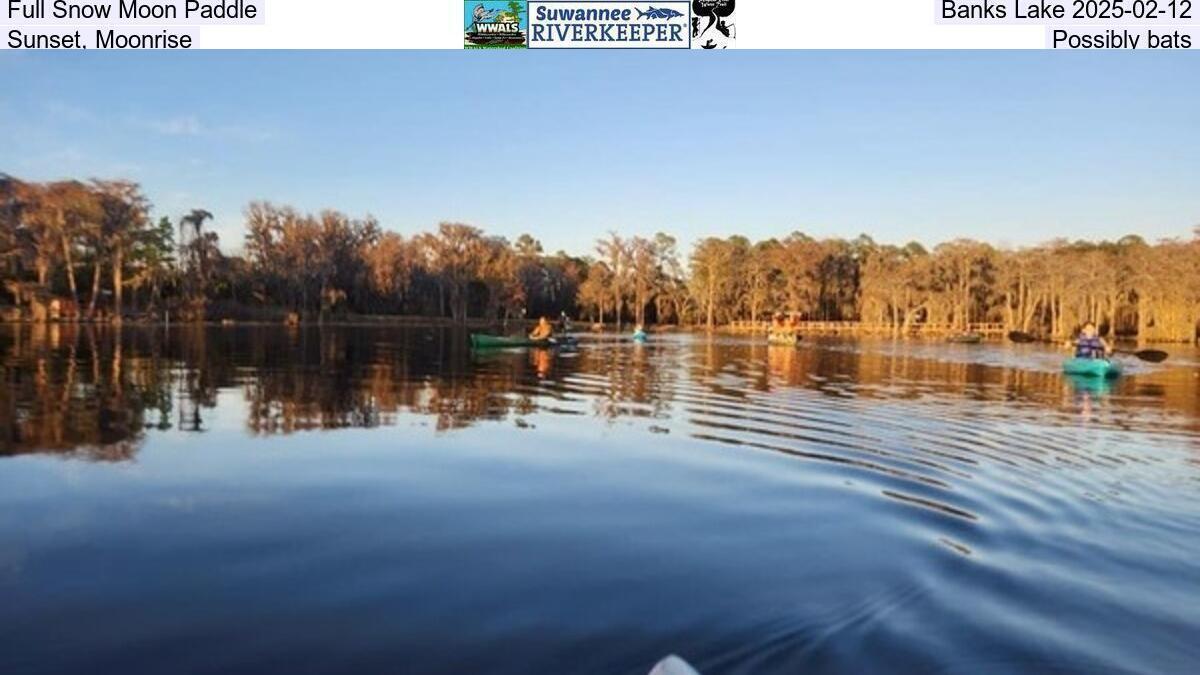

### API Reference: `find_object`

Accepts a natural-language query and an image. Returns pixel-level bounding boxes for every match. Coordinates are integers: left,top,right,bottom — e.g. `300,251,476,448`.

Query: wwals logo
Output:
465,1,528,49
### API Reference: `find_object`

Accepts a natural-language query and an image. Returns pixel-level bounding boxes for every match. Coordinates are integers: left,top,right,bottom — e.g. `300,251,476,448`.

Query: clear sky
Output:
1,51,1197,255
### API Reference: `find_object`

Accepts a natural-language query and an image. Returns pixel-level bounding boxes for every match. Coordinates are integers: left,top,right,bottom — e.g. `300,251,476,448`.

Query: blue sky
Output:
1,51,1197,255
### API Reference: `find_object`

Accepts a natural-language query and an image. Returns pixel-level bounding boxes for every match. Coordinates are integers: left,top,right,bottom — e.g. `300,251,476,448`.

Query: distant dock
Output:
728,321,1006,337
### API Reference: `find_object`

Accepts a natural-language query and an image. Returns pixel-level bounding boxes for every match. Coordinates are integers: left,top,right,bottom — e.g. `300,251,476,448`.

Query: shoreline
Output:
1,318,1193,345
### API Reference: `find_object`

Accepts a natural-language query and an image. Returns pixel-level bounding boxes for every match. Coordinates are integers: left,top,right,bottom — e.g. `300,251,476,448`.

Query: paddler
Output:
1066,321,1111,359
770,312,787,333
769,312,792,341
529,316,554,340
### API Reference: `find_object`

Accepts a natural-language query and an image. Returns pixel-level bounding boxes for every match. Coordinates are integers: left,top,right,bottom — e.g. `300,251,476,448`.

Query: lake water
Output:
2,325,1199,674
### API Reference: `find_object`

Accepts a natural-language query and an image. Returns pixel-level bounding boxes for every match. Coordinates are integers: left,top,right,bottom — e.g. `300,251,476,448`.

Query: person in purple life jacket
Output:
1066,321,1111,359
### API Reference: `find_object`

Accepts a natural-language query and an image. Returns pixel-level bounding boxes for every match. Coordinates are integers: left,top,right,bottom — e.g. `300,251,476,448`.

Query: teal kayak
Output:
1066,373,1114,395
1062,357,1121,378
469,333,575,349
632,330,648,342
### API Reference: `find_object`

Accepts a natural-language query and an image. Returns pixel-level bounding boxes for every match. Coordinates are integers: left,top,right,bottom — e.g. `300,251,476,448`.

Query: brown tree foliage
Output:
2,174,1197,342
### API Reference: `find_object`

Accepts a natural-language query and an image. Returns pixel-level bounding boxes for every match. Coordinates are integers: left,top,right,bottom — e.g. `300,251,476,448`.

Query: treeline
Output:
2,174,1198,342
689,233,1200,342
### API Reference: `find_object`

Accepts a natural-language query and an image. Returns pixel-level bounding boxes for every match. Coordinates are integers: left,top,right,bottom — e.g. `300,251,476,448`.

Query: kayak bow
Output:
648,655,701,675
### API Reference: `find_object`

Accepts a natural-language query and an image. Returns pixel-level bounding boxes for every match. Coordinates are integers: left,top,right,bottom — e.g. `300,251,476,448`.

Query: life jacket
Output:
1075,335,1105,359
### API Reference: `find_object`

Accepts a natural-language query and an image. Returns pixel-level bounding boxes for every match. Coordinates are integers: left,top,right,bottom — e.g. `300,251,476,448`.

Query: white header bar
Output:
2,0,1196,48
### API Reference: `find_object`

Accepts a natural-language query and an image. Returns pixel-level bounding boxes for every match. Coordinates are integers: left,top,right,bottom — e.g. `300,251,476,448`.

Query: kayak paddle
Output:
1006,331,1168,363
1116,348,1168,363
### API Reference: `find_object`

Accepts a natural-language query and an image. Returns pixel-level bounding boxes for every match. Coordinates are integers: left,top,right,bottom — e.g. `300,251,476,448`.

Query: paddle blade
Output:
1007,331,1038,343
1133,349,1168,363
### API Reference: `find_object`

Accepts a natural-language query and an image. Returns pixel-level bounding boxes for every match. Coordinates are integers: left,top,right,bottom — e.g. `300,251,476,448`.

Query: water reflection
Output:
0,325,169,461
5,324,1199,543
3,325,1200,674
3,325,1199,460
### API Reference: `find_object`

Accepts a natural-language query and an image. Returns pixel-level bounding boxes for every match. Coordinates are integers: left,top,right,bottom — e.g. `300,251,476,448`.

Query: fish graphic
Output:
472,3,502,22
637,6,685,19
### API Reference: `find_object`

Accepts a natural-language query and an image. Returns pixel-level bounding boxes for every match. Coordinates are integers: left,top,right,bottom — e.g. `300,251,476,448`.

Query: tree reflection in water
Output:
2,325,1198,461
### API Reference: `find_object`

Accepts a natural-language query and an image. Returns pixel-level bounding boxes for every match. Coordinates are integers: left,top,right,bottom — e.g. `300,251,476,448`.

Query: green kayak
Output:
1062,357,1121,378
469,333,575,349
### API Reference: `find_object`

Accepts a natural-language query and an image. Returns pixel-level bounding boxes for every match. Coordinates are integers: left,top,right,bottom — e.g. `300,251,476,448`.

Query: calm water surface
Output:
2,325,1199,674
